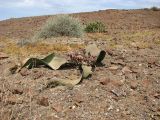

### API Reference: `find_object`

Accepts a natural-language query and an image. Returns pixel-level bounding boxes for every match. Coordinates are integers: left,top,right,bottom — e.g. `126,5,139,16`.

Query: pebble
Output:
130,81,138,90
122,66,132,73
37,97,49,107
108,65,119,70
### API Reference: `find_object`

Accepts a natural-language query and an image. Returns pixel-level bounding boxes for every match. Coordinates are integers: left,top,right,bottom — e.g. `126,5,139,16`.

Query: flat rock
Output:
108,65,119,70
122,66,132,73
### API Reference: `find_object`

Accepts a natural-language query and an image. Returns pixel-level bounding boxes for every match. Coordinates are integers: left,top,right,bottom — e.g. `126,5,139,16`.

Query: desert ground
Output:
0,9,160,120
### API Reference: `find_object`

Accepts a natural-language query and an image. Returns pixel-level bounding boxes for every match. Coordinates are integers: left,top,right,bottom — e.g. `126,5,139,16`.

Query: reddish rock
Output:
9,65,19,74
73,93,85,103
12,88,23,95
111,79,124,87
130,81,138,90
37,97,49,107
99,78,111,85
20,68,29,76
33,70,44,79
106,49,114,56
100,78,124,86
141,79,151,88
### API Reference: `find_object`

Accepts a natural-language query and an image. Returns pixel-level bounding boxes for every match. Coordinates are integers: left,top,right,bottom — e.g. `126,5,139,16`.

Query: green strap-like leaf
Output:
22,58,45,69
46,76,82,88
85,44,106,64
21,53,67,70
42,53,67,70
81,65,93,78
96,50,106,63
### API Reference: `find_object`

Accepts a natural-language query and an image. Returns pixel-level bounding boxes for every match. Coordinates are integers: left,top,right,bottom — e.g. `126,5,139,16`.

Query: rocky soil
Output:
0,40,160,120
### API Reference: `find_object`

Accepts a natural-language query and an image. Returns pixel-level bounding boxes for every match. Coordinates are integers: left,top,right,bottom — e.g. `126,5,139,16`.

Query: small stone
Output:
33,70,44,79
108,65,119,70
130,81,138,89
73,93,84,103
110,90,120,97
104,112,108,116
37,97,49,107
12,88,23,95
20,68,29,76
6,95,23,105
122,66,132,73
70,105,76,109
130,42,137,48
111,59,125,66
106,49,114,56
141,79,151,88
117,71,123,76
107,105,113,111
111,79,124,87
131,67,140,73
9,65,19,74
99,79,110,85
153,93,160,99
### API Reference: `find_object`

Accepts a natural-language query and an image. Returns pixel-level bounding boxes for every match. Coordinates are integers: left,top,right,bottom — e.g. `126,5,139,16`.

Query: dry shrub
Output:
85,21,106,33
35,15,84,39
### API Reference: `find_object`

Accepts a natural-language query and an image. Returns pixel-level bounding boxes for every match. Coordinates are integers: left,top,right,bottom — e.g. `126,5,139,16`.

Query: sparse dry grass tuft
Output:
1,29,159,62
1,37,84,59
87,29,160,49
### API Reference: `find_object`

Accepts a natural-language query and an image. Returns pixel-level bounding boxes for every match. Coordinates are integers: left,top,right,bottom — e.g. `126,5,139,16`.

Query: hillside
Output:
0,9,160,39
